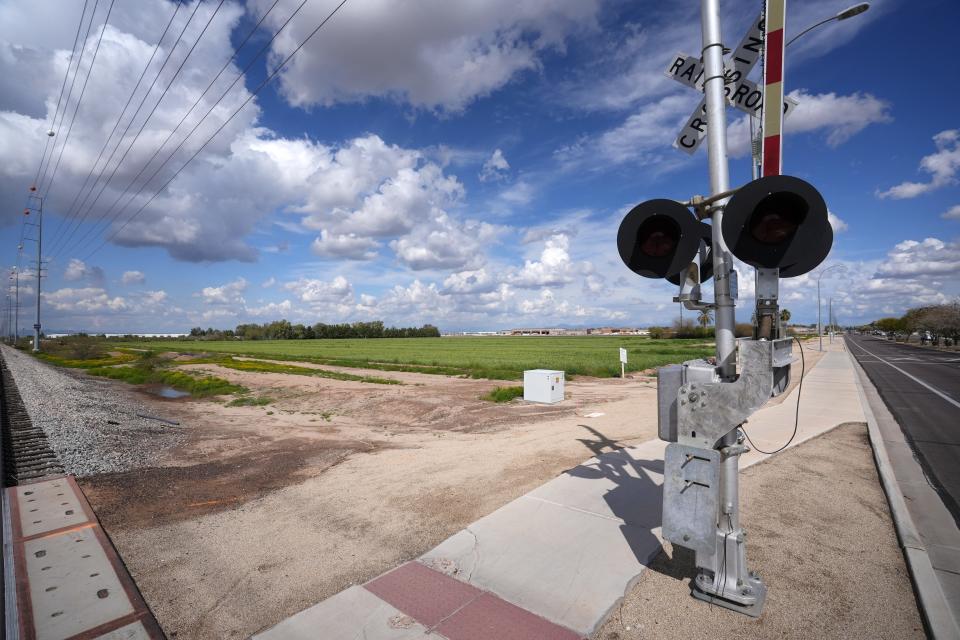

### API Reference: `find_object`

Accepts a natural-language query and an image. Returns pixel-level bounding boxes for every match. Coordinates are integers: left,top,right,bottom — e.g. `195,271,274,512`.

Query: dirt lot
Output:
593,422,924,640
78,360,661,638
77,346,823,638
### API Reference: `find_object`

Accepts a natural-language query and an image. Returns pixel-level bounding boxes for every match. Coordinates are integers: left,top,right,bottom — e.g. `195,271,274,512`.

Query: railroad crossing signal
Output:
614,0,838,621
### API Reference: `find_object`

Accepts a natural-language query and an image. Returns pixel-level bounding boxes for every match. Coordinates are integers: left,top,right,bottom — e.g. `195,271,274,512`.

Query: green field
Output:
107,336,714,380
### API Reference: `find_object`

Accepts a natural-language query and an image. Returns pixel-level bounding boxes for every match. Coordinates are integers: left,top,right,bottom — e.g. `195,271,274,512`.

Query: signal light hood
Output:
721,175,832,277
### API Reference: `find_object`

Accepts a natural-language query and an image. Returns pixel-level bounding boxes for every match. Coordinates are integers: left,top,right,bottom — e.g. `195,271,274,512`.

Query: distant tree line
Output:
188,320,440,340
866,301,960,344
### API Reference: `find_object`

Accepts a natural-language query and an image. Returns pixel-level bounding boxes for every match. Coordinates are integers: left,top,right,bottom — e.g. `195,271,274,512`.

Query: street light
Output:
817,264,845,351
787,3,871,47
750,3,872,178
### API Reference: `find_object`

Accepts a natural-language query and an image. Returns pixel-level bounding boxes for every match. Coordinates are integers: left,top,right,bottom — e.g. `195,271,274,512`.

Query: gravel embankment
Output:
1,345,186,477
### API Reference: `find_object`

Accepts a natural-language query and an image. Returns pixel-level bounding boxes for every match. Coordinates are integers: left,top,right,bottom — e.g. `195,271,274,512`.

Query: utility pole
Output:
13,266,18,344
818,278,823,351
816,264,843,352
829,297,833,343
24,192,43,352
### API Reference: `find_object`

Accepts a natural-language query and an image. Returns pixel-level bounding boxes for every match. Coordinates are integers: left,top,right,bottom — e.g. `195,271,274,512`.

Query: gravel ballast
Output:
1,345,186,477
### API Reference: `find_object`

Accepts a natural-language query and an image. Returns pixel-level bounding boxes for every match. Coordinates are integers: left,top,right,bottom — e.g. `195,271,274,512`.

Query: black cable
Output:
44,0,206,258
45,0,183,255
32,0,90,189
83,0,351,260
741,335,805,455
42,0,116,201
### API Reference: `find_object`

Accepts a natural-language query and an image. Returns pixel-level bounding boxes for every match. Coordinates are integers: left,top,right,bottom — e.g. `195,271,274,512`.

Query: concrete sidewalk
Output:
254,342,864,640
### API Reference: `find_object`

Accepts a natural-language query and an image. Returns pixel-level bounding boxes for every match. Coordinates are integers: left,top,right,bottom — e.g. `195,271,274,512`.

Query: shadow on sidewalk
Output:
568,425,696,582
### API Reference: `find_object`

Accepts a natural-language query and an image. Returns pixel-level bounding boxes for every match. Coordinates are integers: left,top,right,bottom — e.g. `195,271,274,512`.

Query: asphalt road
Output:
847,334,960,525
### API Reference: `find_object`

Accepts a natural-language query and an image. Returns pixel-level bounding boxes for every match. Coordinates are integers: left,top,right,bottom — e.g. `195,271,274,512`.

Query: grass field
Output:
107,336,714,379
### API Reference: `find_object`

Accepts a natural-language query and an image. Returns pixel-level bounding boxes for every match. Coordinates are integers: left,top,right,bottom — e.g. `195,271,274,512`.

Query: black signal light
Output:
722,175,832,277
618,199,710,280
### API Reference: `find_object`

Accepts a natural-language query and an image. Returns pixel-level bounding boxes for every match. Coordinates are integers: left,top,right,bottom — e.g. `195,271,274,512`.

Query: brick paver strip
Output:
437,592,582,640
364,561,482,627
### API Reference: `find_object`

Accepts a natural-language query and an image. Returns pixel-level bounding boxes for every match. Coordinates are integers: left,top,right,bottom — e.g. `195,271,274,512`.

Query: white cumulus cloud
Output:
255,0,601,112
878,130,960,199
874,238,960,279
63,259,104,284
121,270,145,285
199,277,248,305
479,149,510,182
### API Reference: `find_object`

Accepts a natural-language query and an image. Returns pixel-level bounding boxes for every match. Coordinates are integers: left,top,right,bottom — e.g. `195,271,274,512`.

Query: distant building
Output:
46,332,188,338
504,327,649,336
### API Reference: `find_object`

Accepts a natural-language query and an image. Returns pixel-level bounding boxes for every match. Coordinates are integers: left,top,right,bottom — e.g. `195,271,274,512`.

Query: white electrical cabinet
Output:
523,369,565,404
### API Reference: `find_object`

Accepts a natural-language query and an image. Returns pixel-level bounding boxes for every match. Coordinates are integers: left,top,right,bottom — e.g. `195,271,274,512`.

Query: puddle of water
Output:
149,386,190,399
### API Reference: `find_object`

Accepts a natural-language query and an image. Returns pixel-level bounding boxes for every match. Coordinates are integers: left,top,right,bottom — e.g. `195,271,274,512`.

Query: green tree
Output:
779,308,791,324
697,309,713,329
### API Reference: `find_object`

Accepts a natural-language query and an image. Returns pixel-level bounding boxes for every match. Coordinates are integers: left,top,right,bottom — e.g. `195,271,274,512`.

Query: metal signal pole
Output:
689,0,767,612
702,0,736,380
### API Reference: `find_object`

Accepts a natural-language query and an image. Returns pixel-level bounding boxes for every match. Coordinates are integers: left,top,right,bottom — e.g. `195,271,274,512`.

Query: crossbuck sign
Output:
666,13,798,154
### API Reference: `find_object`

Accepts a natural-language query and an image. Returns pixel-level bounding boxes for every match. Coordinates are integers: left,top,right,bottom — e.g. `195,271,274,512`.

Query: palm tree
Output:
779,308,791,325
697,309,713,329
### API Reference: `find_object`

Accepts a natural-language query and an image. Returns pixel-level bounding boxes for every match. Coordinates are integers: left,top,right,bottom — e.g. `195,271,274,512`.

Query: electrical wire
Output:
45,0,210,258
56,0,287,260
32,0,91,190
36,0,96,192
740,335,805,455
40,0,115,199
82,0,352,261
45,0,183,255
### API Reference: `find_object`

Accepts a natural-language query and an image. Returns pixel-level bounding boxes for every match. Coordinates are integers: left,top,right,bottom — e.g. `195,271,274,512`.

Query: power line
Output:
61,0,293,261
84,0,351,262
45,1,183,256
41,0,116,205
44,0,208,258
55,0,281,260
65,0,304,259
36,0,104,195
32,0,91,190
51,0,226,260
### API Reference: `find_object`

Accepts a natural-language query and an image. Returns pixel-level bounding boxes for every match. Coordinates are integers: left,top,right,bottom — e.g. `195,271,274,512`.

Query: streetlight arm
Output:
786,16,837,48
787,3,870,48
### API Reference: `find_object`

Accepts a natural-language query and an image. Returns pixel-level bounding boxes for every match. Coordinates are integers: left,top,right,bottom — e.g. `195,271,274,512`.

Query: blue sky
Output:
1,0,958,333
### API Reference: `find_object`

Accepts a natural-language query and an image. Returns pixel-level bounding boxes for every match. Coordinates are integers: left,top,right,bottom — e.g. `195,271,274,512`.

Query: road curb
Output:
847,347,960,640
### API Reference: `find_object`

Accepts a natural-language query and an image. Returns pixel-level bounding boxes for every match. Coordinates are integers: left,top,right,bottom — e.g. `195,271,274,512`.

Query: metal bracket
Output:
676,338,790,448
662,444,720,556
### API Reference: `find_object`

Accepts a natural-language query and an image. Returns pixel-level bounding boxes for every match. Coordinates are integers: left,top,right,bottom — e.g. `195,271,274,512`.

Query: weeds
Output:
83,366,245,397
483,385,525,403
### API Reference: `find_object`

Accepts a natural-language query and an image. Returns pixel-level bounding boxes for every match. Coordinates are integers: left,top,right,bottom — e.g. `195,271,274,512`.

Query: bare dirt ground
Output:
79,362,661,638
76,344,826,639
593,422,924,640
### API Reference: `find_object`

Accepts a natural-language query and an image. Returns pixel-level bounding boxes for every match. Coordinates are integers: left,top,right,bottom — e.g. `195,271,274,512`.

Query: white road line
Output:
851,341,960,410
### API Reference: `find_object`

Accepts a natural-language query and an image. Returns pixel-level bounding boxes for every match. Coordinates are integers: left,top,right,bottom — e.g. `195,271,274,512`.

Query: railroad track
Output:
0,350,64,486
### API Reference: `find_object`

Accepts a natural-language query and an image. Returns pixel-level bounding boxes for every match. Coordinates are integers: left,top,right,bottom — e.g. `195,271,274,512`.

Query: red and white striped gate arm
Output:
762,0,786,176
